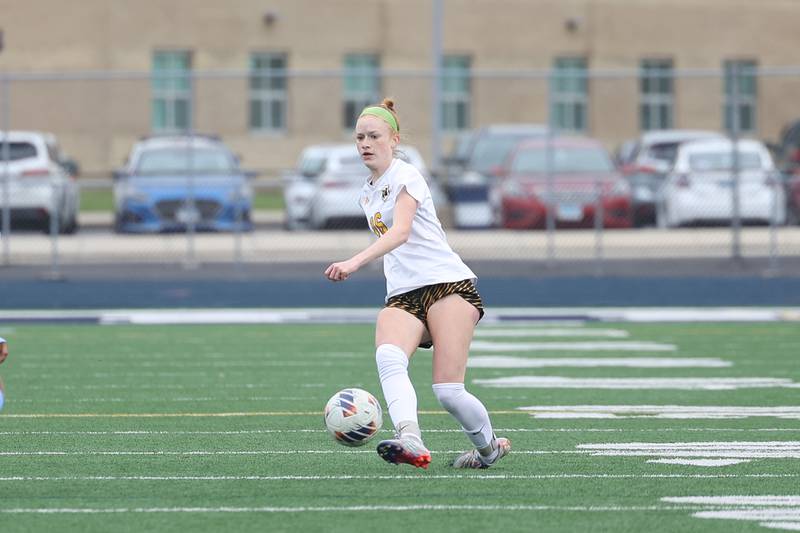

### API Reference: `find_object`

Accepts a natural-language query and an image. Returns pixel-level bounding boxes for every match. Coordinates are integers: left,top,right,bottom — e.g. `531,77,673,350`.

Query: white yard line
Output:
470,341,677,351
473,329,630,338
475,377,798,390
517,405,800,420
468,356,730,368
3,428,797,437
0,474,797,482
662,496,800,531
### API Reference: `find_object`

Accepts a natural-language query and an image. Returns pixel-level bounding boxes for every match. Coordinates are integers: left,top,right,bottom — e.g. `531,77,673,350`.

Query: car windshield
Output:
300,155,326,177
337,154,366,173
511,147,614,173
688,151,763,171
136,148,236,173
645,142,682,163
470,134,540,174
0,142,37,161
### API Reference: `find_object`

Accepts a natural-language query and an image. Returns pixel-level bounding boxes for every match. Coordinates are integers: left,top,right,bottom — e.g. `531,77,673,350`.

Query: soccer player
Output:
324,98,510,469
0,336,7,412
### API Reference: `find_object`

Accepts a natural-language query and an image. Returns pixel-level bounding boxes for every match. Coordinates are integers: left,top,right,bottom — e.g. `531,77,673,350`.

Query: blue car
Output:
113,135,253,233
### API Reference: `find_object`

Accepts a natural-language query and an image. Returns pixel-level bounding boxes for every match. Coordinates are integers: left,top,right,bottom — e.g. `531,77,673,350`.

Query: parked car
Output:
0,130,79,233
620,129,725,226
493,136,632,230
113,134,253,233
769,119,800,224
657,138,786,227
444,124,548,228
283,143,443,230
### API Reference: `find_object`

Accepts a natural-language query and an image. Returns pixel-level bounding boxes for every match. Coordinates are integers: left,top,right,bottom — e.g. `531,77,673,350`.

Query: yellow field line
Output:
2,410,527,419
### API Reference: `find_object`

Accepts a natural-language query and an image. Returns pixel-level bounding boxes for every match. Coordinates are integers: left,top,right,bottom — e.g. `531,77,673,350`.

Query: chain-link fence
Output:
1,67,799,277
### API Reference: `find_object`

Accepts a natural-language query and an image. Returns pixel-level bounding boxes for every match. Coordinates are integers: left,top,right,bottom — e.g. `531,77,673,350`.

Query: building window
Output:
639,58,673,131
724,60,757,134
442,55,471,131
343,54,380,130
249,53,288,133
152,50,192,131
551,57,588,132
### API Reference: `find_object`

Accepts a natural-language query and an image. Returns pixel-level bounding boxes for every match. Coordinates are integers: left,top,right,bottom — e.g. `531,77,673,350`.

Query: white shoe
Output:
450,437,511,469
376,434,432,469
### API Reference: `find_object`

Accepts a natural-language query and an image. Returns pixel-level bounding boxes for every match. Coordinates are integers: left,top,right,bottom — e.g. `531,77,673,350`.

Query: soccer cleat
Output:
450,437,511,469
376,434,432,469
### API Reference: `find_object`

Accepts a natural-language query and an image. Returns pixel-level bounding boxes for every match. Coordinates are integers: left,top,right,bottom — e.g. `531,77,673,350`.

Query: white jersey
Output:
360,158,476,300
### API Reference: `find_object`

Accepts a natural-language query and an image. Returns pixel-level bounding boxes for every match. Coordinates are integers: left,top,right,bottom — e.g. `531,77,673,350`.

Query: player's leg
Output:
374,307,431,468
427,294,510,468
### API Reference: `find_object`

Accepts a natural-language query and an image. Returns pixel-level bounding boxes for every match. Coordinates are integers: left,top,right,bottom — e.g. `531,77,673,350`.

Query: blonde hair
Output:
377,98,400,132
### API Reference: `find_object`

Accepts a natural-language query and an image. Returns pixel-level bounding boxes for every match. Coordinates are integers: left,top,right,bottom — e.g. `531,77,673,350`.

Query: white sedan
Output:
658,138,786,227
0,130,79,233
283,143,446,230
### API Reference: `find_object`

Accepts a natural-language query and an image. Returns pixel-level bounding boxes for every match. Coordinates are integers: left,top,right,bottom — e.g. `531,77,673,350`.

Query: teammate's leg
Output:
374,307,431,468
427,295,510,468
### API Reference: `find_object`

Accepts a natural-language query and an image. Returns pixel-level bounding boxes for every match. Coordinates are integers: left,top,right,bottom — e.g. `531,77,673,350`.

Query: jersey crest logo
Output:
380,185,390,201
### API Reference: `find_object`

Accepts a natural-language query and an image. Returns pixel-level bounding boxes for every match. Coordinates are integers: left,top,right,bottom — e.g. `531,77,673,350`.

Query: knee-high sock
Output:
432,382,495,450
375,344,419,437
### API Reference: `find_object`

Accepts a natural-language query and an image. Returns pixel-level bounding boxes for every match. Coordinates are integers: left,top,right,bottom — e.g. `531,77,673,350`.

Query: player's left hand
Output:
0,342,8,365
325,259,359,282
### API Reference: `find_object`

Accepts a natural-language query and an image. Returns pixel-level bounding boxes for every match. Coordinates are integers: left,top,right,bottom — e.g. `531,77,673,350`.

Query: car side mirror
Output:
61,159,80,177
112,169,127,180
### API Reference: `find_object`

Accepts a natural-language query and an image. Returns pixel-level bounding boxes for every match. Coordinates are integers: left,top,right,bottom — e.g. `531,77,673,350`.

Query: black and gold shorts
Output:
385,279,485,348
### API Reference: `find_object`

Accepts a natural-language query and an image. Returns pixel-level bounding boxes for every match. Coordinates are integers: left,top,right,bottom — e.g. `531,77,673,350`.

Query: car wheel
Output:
655,201,668,229
787,207,800,226
60,216,78,235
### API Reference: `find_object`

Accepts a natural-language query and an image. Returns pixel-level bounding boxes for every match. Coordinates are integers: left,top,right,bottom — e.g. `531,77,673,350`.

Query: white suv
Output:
0,131,79,233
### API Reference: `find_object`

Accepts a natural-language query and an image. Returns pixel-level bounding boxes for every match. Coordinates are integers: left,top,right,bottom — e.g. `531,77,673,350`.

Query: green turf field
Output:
1,322,798,532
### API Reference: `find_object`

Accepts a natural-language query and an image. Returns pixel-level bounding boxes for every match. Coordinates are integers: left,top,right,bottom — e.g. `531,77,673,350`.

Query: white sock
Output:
432,382,495,450
375,344,419,437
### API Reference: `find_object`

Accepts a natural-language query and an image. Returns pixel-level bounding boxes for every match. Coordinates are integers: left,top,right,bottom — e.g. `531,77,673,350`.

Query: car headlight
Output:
502,180,526,198
229,184,252,202
611,180,631,197
120,184,150,204
458,171,488,185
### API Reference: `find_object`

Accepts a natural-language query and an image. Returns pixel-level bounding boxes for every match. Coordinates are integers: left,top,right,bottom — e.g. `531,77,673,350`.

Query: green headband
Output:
359,106,399,132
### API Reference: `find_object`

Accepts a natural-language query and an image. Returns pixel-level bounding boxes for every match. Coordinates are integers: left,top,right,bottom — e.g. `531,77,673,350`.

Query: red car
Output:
494,136,632,230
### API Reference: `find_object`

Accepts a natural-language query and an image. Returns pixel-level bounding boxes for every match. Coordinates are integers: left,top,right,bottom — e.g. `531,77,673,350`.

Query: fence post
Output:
1,75,10,266
430,0,444,175
545,68,556,267
768,170,780,273
594,171,605,276
47,174,61,280
729,62,742,261
184,69,197,270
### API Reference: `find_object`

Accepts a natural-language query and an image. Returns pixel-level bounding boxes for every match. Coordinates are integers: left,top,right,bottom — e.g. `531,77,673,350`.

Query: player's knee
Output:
375,344,409,381
432,382,465,412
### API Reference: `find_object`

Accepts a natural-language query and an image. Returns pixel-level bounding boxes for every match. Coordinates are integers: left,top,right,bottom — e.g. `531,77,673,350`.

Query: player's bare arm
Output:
324,189,417,282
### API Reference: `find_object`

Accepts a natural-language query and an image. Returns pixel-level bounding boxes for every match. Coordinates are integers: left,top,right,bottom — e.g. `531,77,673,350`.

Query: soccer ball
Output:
324,388,383,447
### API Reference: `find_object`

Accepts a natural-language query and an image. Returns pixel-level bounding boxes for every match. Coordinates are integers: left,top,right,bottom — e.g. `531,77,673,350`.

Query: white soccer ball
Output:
324,388,383,447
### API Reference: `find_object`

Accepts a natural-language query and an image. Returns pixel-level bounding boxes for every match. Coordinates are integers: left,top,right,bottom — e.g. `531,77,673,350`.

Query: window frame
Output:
441,55,471,132
151,50,193,132
342,53,381,131
249,52,289,134
639,58,674,131
723,59,758,135
551,56,589,133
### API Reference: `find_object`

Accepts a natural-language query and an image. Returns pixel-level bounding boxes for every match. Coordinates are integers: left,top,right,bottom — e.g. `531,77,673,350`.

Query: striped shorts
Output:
385,279,485,348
